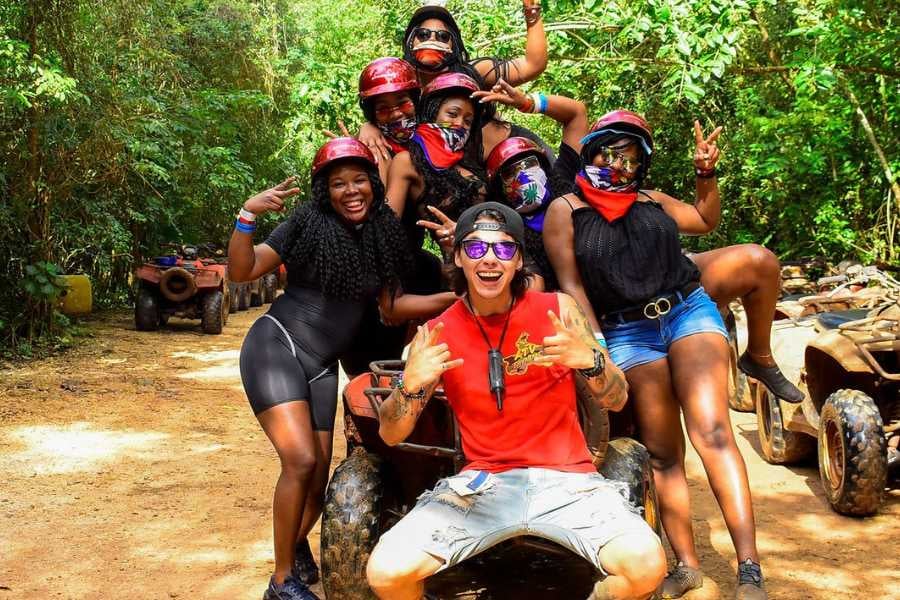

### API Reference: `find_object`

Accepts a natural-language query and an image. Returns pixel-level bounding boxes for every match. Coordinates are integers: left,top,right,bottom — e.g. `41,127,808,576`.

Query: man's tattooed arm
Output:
377,381,437,445
566,299,629,412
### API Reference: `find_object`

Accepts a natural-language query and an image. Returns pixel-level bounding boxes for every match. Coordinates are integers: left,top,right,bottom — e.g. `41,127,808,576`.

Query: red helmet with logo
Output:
581,109,654,157
486,137,550,183
359,58,420,100
310,137,376,179
421,72,480,99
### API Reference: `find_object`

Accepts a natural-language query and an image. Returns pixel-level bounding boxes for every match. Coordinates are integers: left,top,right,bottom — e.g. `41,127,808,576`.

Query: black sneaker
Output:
660,562,703,599
262,575,320,600
736,558,767,600
292,538,320,585
738,352,804,403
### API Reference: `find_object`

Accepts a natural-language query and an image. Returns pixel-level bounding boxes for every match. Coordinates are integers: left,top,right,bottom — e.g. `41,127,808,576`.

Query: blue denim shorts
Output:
376,467,654,575
602,287,728,372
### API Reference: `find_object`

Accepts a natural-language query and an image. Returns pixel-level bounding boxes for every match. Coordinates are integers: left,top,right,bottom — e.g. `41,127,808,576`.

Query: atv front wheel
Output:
818,389,887,516
321,447,384,600
756,386,815,464
227,282,239,314
250,280,263,307
135,287,161,331
200,290,226,334
599,437,661,537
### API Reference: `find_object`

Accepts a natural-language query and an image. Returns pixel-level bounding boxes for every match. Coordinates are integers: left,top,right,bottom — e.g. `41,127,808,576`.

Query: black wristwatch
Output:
391,372,426,401
577,347,606,378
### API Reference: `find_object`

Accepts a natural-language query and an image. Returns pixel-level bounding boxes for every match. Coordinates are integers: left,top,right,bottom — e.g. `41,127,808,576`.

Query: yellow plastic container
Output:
57,274,93,315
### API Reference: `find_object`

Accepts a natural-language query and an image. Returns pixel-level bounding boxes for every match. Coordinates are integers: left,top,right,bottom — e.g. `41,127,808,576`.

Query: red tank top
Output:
428,291,595,474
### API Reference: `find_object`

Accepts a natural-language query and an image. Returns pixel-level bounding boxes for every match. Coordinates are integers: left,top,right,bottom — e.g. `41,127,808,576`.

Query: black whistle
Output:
488,349,505,411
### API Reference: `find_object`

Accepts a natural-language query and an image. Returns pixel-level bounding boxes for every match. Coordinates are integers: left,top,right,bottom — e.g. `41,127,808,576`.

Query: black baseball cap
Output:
454,202,526,249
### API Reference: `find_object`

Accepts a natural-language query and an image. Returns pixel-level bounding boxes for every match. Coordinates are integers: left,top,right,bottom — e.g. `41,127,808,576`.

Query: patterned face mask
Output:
435,122,470,152
503,164,550,214
377,115,416,144
582,164,638,192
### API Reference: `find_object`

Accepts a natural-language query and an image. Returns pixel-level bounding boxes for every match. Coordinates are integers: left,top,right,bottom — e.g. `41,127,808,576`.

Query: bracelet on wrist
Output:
239,207,257,222
523,5,542,26
234,219,257,234
695,167,717,179
577,347,606,379
533,92,548,114
518,95,535,114
391,372,426,401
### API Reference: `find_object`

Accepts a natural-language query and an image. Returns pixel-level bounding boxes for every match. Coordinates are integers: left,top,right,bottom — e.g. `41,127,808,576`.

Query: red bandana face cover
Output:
410,122,469,170
575,167,638,222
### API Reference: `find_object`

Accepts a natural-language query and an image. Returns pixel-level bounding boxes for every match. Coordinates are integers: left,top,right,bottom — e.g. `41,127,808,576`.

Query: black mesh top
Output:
554,143,700,315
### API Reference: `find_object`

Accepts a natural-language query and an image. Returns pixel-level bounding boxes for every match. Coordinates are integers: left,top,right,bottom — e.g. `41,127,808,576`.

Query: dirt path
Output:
1,307,897,599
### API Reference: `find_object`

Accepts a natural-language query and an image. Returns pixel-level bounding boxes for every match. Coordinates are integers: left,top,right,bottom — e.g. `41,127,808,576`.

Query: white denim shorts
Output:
377,467,656,575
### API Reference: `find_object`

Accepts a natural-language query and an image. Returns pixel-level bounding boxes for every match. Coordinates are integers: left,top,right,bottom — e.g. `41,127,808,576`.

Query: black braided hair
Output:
281,164,412,301
410,92,486,221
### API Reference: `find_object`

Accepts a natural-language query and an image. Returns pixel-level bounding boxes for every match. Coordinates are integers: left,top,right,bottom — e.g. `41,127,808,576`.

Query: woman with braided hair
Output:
229,138,454,600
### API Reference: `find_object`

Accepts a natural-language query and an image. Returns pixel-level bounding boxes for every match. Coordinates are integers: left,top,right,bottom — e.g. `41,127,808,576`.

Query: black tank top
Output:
572,199,700,315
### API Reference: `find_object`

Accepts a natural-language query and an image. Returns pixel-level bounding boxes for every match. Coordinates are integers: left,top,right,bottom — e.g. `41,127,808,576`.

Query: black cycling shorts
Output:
239,314,338,431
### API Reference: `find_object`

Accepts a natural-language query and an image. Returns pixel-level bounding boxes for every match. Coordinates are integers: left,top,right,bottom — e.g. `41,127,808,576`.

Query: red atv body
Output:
134,245,232,334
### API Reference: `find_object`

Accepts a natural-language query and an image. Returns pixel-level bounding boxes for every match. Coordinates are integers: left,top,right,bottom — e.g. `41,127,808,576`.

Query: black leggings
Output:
239,314,338,430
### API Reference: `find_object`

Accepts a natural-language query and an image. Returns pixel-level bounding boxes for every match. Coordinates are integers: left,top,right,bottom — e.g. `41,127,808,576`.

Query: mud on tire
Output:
725,311,753,412
818,389,887,516
321,447,384,600
756,385,815,464
599,438,661,537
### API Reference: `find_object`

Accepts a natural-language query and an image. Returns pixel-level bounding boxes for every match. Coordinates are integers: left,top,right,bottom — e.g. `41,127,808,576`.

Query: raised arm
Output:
543,196,601,331
648,121,723,235
472,80,588,149
228,177,299,282
377,322,464,445
474,0,547,86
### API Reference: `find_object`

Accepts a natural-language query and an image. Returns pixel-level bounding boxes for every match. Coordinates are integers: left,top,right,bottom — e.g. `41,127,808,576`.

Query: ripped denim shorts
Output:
376,467,655,575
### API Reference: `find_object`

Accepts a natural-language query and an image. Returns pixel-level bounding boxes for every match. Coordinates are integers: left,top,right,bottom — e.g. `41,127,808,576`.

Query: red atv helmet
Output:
486,137,550,183
421,72,480,99
310,137,376,179
359,57,420,100
581,109,654,159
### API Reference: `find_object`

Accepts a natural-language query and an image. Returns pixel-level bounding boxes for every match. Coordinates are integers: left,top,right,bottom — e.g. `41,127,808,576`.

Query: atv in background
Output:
134,243,230,334
754,266,900,516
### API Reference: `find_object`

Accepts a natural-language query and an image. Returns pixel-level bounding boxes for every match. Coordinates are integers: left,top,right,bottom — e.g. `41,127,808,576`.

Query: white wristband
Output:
239,208,257,222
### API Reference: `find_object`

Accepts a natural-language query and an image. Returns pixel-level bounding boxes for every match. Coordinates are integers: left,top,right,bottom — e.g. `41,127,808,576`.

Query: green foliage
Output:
0,0,897,356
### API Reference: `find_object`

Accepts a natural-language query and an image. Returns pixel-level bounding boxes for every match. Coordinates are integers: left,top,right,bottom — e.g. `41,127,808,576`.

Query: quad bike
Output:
753,266,900,516
134,243,230,334
320,361,661,600
227,272,278,314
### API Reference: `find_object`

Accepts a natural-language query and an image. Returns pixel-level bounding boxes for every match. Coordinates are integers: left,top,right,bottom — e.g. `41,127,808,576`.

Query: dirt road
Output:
1,307,897,599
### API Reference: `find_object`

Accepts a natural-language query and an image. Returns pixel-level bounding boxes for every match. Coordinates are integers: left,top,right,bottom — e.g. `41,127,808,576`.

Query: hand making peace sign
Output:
417,205,457,252
470,78,529,110
693,120,723,172
402,322,465,393
243,176,300,215
535,309,596,371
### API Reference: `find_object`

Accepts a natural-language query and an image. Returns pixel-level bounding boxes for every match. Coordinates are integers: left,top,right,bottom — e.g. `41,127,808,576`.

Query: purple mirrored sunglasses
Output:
460,239,519,261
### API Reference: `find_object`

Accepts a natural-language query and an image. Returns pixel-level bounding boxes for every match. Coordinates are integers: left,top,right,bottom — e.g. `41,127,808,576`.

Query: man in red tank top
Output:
366,203,665,600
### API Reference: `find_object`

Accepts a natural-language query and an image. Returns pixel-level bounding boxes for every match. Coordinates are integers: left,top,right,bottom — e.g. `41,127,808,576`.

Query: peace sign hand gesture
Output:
243,176,300,215
417,205,457,252
403,322,464,393
693,120,723,171
535,310,595,370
